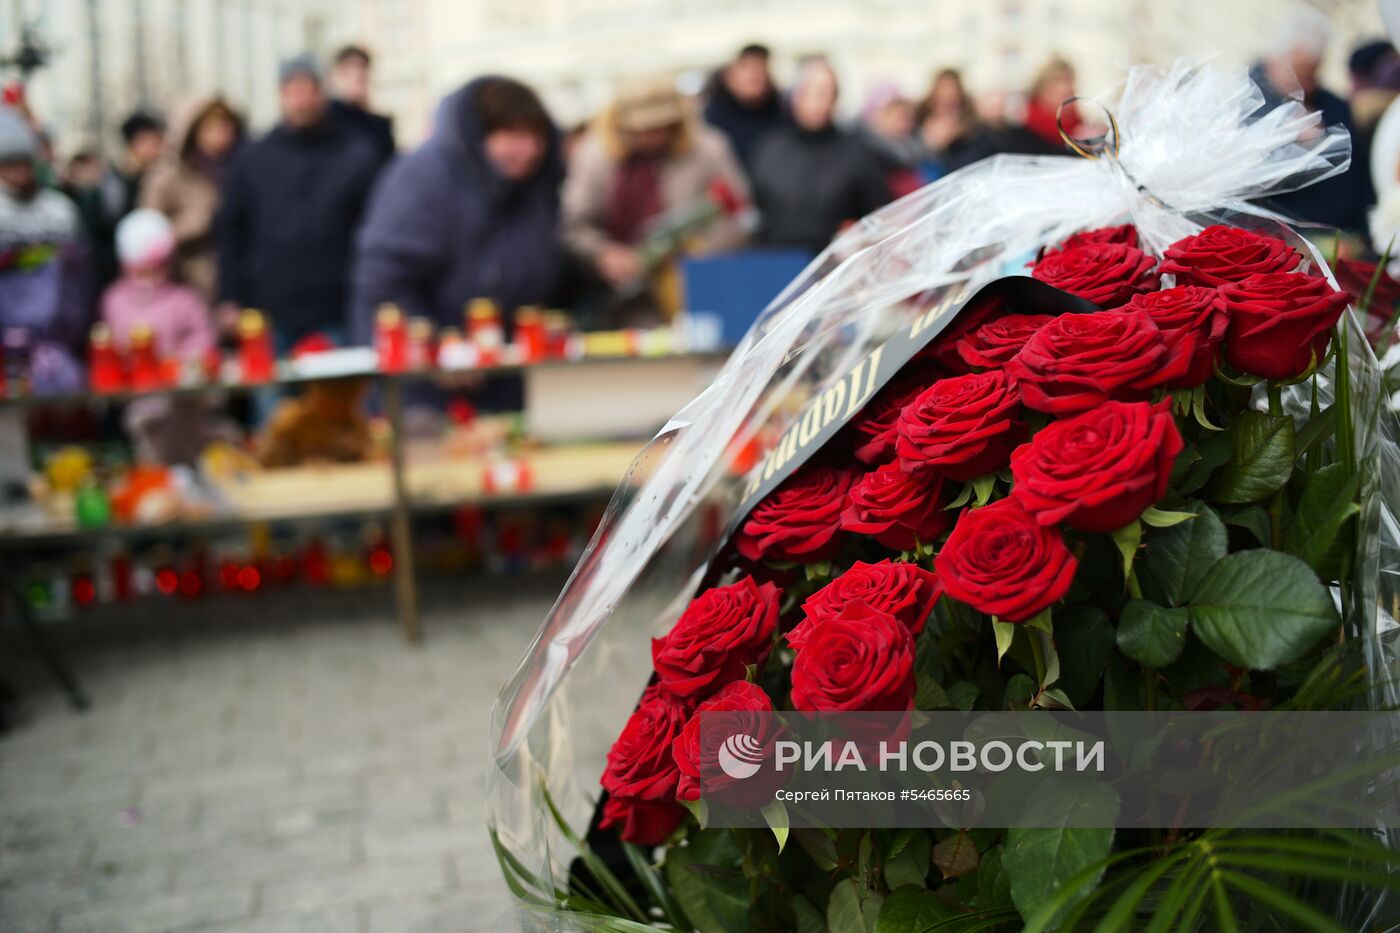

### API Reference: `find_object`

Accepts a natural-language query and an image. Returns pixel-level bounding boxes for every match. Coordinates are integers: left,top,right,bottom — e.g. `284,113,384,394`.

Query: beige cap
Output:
614,74,686,132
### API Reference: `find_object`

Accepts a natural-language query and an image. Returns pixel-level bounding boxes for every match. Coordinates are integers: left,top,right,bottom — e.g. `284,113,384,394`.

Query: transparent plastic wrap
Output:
488,61,1400,929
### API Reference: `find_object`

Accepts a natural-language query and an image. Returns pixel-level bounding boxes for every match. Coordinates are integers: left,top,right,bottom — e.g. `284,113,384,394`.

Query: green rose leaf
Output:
1053,605,1114,708
883,829,931,890
874,887,958,933
1188,549,1340,670
932,830,981,880
828,877,882,933
1116,599,1190,668
1283,462,1360,582
1209,411,1296,504
1141,502,1227,606
666,830,750,932
1003,781,1119,925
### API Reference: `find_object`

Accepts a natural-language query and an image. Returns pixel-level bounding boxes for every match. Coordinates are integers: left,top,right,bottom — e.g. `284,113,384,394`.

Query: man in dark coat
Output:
750,59,889,255
703,44,786,172
329,44,396,166
216,55,383,348
350,75,564,343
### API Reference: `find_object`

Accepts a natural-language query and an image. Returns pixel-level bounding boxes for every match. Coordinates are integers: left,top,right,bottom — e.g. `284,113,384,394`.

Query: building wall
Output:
0,0,1386,154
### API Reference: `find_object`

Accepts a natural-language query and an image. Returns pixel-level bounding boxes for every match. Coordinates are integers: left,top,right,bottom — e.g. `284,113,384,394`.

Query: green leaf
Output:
1188,549,1340,670
1141,501,1227,606
1177,433,1233,495
975,846,1014,910
1223,505,1272,547
666,831,749,933
972,473,997,507
1116,599,1190,668
932,831,981,880
945,482,974,510
1002,782,1119,925
792,829,839,871
992,620,1016,665
1209,411,1296,504
1053,605,1114,708
1140,506,1196,528
1110,520,1143,581
681,797,710,830
874,887,958,933
760,799,789,854
914,673,953,710
945,681,980,711
1294,404,1337,461
883,830,931,890
791,897,827,933
828,877,881,933
1283,462,1360,582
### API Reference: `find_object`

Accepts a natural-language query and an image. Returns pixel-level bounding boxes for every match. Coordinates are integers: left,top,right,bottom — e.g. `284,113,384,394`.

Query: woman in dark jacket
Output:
351,76,564,343
749,60,889,256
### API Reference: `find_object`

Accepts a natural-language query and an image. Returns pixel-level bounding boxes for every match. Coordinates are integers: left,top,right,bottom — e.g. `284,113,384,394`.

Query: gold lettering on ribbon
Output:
845,344,885,419
797,398,824,447
820,379,847,428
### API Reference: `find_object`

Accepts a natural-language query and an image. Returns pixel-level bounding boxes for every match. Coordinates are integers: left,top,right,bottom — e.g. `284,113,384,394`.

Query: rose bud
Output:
672,681,783,807
1119,285,1228,388
1007,309,1167,415
790,559,942,648
734,466,858,564
1219,272,1350,380
848,379,924,465
1010,400,1184,533
600,687,690,845
1031,242,1158,307
895,370,1024,481
1160,225,1301,287
789,601,916,713
652,576,781,700
955,313,1057,370
841,464,951,552
935,497,1078,623
1044,223,1140,255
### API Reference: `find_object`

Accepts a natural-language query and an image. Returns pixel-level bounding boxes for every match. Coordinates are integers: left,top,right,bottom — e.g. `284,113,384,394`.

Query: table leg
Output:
384,379,421,643
0,557,90,710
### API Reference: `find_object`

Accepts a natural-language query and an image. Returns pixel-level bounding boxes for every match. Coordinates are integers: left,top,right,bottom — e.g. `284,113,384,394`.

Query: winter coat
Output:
350,79,565,343
562,105,749,263
216,114,382,344
749,124,890,254
140,97,246,304
332,100,396,167
702,79,786,170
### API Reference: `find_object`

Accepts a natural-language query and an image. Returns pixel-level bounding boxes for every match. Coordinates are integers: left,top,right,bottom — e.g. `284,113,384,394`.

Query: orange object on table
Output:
88,323,124,393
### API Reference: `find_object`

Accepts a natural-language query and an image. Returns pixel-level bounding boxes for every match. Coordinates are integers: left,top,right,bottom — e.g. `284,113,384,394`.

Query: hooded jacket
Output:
350,78,566,343
216,108,382,344
140,96,246,303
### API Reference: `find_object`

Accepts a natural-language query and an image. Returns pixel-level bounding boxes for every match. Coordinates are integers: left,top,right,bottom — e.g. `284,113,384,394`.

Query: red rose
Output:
790,559,941,648
735,466,857,563
672,681,780,805
935,497,1078,623
652,576,780,699
848,380,924,465
789,601,915,712
1045,223,1140,254
956,314,1057,370
1031,242,1158,307
841,464,951,551
1160,225,1301,287
1010,400,1184,533
895,371,1024,481
1007,310,1167,415
917,292,1008,373
600,687,689,844
1333,258,1400,342
1119,285,1228,388
1220,272,1350,379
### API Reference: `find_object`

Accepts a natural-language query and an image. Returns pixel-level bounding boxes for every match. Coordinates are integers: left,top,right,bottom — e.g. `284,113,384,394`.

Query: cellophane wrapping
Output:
488,60,1400,929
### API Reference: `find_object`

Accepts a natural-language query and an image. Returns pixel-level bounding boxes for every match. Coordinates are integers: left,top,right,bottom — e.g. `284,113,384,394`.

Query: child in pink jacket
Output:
102,210,236,463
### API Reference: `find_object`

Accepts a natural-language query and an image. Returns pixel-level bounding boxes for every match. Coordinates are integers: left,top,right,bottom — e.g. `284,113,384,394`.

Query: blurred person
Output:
217,54,383,349
0,106,90,393
749,59,889,255
857,82,922,199
329,44,395,165
703,43,786,171
916,68,998,180
140,97,246,305
1023,56,1079,150
1252,9,1374,233
103,210,232,464
115,112,166,216
351,76,564,342
562,73,748,315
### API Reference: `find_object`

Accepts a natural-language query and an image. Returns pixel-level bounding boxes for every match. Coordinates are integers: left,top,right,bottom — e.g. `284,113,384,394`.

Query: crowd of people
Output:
0,24,1394,401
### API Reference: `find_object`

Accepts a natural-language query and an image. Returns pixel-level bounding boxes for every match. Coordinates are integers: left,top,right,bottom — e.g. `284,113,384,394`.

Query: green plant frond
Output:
1215,870,1349,933
621,841,689,931
922,907,1022,931
1089,848,1193,931
539,782,649,924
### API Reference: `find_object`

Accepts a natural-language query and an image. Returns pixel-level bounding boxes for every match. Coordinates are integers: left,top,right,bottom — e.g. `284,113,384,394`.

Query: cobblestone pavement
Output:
0,574,572,932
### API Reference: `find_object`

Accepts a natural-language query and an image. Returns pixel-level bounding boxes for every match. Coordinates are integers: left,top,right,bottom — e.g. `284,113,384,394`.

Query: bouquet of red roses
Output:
490,63,1400,931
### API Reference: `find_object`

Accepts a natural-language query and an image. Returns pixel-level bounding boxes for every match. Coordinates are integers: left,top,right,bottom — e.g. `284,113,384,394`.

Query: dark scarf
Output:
605,154,663,245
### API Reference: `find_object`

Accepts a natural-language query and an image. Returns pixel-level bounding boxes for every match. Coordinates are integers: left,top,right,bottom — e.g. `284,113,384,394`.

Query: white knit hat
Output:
115,209,176,269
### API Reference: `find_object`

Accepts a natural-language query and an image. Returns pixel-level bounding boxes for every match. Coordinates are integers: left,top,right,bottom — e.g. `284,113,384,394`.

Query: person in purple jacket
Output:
350,75,564,345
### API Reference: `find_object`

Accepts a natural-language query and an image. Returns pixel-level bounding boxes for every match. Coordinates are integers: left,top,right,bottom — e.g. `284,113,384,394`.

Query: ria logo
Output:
717,733,765,780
